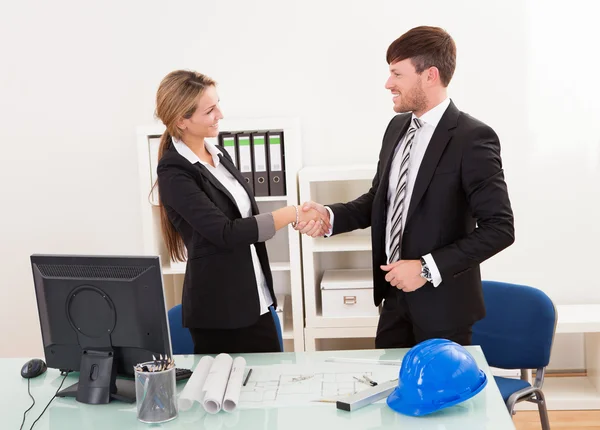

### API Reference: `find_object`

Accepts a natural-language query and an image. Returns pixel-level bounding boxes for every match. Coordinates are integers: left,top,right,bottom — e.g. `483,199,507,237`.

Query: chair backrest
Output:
167,304,283,354
167,304,194,355
472,281,557,370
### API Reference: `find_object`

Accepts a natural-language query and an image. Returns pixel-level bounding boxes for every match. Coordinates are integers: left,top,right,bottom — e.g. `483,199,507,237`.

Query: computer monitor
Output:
30,254,172,405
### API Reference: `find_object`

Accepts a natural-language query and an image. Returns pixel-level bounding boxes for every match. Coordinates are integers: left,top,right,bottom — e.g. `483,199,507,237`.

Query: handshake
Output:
293,201,331,237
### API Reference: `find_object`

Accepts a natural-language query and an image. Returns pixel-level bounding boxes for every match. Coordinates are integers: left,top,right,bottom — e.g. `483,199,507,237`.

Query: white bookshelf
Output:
298,164,378,351
136,117,305,352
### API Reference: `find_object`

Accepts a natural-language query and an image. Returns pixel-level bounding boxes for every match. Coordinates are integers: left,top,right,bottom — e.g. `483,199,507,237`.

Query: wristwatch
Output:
420,258,433,283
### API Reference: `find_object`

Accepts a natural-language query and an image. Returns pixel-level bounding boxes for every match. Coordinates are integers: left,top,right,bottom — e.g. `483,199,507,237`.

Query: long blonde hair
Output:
151,70,216,262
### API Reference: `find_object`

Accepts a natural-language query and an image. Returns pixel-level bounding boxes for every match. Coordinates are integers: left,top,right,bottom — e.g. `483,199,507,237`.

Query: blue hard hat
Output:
386,338,487,416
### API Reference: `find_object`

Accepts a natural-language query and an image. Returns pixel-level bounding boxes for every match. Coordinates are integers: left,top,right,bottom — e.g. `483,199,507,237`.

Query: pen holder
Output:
135,362,178,424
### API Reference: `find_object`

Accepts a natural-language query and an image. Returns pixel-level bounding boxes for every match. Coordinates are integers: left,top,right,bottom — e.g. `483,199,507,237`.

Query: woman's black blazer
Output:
157,139,277,329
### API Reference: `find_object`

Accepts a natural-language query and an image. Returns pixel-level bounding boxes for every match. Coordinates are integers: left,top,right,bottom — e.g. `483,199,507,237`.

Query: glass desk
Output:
4,346,515,429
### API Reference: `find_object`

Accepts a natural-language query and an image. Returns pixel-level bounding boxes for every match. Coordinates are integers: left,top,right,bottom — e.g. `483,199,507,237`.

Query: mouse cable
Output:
27,371,70,430
19,378,36,430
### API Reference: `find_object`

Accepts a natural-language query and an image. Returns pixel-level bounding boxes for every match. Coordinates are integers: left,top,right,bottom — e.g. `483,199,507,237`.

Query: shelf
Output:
304,326,378,342
153,196,286,206
147,195,286,208
312,235,372,252
283,327,294,340
163,261,291,275
299,164,376,182
555,304,600,333
270,262,291,272
255,195,288,202
306,315,378,329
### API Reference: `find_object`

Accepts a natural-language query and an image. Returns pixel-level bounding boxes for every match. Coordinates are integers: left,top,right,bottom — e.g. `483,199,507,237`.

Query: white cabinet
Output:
136,117,305,352
298,164,380,351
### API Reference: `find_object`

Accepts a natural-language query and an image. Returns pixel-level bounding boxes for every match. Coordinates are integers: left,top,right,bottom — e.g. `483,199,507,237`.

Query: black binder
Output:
266,131,286,196
251,132,269,197
235,132,254,194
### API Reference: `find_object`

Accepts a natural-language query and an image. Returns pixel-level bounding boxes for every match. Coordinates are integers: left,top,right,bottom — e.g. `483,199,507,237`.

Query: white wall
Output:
1,0,597,370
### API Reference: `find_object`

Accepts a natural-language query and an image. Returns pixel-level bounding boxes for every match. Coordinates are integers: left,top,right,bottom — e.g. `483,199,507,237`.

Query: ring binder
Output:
251,132,269,196
266,131,285,196
219,132,238,169
235,132,254,194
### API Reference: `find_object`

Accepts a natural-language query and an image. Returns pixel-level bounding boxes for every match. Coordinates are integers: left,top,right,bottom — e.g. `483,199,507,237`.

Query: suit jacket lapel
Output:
195,162,240,213
219,154,259,215
406,101,459,224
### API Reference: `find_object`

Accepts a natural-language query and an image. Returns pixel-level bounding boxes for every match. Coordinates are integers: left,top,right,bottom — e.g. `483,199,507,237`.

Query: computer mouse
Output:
21,358,47,378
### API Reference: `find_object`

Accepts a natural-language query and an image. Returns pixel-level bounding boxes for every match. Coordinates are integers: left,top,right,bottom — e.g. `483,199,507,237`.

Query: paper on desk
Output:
203,353,234,414
239,363,400,409
222,356,246,412
178,355,214,411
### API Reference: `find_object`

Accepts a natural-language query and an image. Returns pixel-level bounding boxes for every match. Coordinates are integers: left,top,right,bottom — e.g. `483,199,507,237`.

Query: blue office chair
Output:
167,304,195,354
167,304,284,354
472,281,557,430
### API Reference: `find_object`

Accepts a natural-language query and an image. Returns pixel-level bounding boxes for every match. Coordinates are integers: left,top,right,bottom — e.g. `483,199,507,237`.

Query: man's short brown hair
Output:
386,26,456,87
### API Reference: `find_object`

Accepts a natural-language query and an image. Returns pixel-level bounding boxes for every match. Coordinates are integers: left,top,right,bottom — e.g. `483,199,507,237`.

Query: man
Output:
296,26,515,348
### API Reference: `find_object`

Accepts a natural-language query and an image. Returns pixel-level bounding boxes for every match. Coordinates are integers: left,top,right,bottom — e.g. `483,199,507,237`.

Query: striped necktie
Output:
389,117,423,263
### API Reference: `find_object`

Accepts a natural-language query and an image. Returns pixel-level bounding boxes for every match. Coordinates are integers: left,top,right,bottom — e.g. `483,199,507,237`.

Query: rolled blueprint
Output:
202,353,234,414
222,356,247,412
177,355,214,412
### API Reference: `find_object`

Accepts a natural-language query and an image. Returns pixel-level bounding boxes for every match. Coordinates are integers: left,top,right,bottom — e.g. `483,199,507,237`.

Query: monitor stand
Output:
57,349,135,404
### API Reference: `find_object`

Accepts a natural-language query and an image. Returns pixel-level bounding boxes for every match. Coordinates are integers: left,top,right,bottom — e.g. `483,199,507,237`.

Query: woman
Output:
154,70,327,354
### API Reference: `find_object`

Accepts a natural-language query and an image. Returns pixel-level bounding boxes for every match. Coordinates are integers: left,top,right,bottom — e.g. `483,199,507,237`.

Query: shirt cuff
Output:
324,206,334,237
423,253,442,287
255,213,276,242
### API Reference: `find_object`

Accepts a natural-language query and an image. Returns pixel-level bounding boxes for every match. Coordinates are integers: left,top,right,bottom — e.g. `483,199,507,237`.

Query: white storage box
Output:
320,269,379,318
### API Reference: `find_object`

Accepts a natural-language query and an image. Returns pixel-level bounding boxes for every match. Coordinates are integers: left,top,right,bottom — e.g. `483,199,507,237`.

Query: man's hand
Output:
295,201,331,237
380,260,426,292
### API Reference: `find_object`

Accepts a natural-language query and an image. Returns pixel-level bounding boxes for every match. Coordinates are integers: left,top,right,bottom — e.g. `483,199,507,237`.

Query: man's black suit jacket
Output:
157,140,276,330
329,101,515,333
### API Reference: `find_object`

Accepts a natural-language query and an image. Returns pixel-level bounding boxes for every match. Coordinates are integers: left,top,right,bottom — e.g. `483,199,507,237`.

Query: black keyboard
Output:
175,368,193,382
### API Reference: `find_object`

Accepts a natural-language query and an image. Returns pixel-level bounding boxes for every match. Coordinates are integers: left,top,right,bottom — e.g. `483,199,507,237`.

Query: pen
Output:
353,375,378,386
243,368,253,386
353,376,369,386
363,375,378,386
